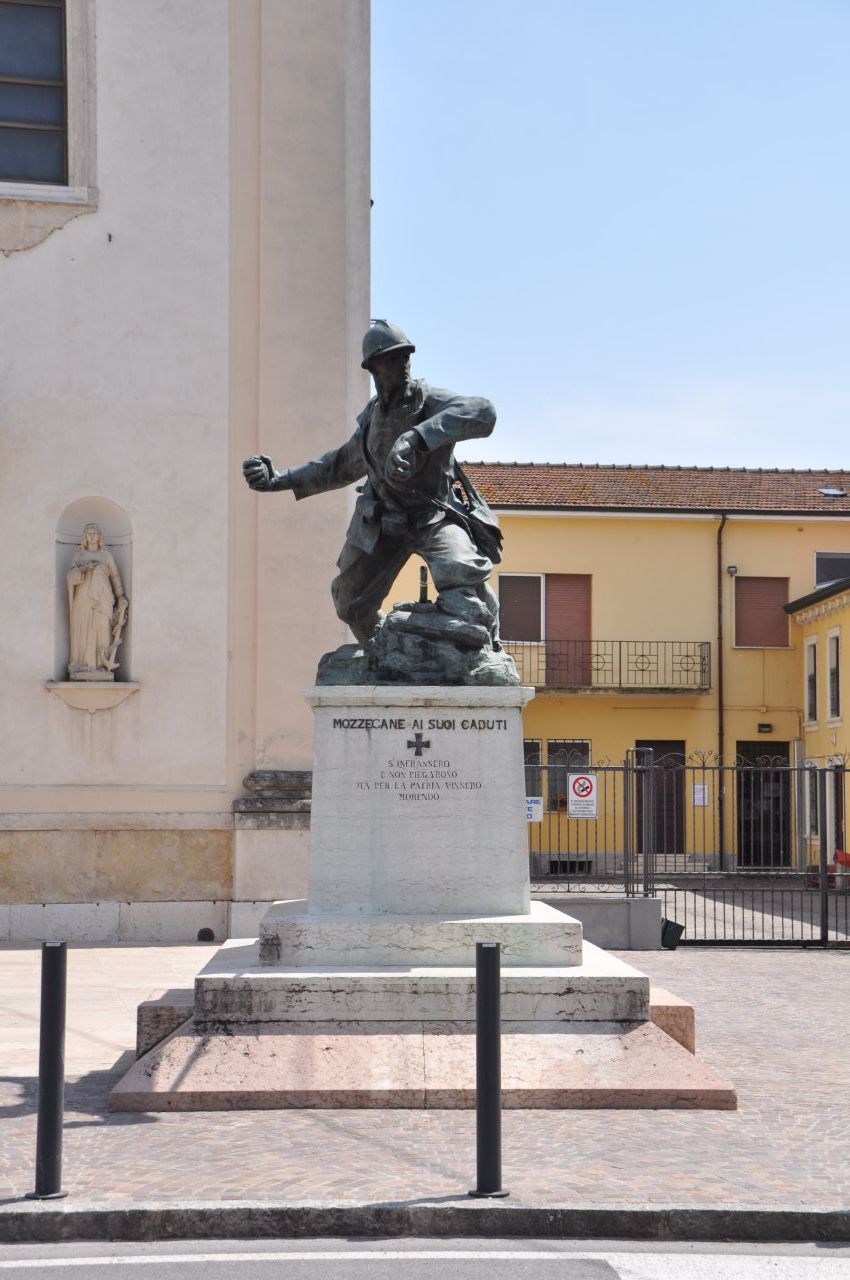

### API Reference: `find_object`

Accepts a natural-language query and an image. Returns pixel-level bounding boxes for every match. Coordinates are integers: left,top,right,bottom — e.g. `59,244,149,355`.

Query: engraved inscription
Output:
337,712,507,803
353,756,483,802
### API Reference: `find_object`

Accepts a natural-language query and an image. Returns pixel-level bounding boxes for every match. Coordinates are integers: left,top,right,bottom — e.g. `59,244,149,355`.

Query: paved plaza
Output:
1,941,848,1218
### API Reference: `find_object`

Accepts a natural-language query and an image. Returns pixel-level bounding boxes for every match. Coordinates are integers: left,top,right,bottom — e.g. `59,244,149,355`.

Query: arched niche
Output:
55,497,133,681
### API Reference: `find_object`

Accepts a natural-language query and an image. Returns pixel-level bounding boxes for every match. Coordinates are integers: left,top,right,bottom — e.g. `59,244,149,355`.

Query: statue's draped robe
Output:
68,550,118,672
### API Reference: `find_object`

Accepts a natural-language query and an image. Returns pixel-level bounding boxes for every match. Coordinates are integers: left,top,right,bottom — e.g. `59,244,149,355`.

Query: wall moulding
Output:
46,681,140,714
793,593,850,625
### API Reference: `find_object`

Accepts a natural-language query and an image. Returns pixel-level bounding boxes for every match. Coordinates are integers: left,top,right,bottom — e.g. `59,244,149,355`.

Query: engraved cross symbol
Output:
407,732,431,756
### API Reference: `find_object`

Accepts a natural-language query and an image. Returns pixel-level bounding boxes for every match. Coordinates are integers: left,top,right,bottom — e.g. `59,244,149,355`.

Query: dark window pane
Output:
0,82,64,125
498,575,541,641
0,3,64,81
0,124,64,182
829,636,840,719
816,553,850,585
806,644,818,722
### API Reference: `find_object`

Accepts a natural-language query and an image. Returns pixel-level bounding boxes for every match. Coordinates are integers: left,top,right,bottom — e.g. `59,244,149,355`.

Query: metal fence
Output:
506,639,710,690
527,751,850,945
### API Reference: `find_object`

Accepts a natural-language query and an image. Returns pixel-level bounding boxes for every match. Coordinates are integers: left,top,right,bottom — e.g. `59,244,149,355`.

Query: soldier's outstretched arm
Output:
288,431,366,499
412,392,496,451
242,432,365,499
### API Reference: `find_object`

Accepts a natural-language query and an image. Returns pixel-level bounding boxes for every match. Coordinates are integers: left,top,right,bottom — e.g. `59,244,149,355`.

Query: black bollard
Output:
469,941,508,1198
26,942,68,1200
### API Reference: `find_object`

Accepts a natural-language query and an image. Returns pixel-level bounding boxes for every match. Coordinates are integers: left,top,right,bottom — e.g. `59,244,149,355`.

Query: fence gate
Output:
527,750,850,945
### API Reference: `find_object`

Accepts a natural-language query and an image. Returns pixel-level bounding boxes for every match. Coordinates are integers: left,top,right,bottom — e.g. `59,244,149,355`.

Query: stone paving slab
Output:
1,945,848,1218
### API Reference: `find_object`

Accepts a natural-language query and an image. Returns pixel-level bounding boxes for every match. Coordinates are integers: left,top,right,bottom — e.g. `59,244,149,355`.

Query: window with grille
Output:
523,739,542,798
0,0,67,185
734,576,789,647
828,631,840,720
546,738,591,812
806,639,818,723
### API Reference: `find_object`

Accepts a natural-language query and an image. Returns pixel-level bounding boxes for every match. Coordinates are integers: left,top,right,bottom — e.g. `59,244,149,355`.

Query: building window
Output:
805,638,818,724
0,0,97,254
734,576,789,647
0,0,67,185
815,552,850,587
828,631,840,720
547,738,591,811
499,573,592,686
523,739,542,797
498,575,542,642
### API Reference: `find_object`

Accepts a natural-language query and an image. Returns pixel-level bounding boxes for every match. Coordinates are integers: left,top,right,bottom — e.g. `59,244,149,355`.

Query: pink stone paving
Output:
1,947,848,1208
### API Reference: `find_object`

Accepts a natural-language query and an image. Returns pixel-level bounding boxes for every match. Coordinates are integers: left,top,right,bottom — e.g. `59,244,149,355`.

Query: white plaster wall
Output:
0,1,231,793
250,0,371,771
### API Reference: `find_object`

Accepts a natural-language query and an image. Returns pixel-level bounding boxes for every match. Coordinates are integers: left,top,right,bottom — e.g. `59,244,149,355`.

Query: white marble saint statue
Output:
67,523,128,681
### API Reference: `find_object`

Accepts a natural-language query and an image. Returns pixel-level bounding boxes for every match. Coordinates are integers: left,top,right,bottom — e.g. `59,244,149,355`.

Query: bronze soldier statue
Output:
243,321,503,653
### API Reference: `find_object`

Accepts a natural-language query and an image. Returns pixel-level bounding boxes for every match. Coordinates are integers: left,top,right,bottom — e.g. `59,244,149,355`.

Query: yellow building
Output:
392,463,850,872
785,574,850,868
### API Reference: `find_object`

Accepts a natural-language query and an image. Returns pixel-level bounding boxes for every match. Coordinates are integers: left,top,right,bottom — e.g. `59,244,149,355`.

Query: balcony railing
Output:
503,639,711,690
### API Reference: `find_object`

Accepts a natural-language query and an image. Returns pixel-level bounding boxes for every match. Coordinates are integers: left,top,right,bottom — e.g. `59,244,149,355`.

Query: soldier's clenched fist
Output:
242,454,292,492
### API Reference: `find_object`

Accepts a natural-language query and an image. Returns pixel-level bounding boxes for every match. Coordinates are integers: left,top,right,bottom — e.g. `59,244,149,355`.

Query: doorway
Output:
635,740,685,856
736,741,791,867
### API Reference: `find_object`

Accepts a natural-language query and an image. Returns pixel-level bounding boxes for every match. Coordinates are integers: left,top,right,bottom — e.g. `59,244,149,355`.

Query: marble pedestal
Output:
112,685,735,1111
305,685,534,916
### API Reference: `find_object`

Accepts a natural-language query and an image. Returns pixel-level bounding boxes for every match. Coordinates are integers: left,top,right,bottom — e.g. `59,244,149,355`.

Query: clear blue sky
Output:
371,0,849,469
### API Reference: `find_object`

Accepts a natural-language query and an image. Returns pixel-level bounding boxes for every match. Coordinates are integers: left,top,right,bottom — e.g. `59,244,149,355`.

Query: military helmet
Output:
361,320,415,370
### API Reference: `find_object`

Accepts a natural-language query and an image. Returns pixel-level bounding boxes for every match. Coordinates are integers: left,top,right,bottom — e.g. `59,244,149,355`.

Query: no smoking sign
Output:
567,772,598,818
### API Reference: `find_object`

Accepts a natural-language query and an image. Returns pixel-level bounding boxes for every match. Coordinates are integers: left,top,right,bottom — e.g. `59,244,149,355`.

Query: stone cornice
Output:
792,593,850,625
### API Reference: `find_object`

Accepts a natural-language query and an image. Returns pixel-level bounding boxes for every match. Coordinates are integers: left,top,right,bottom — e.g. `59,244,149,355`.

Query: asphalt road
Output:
0,1240,849,1279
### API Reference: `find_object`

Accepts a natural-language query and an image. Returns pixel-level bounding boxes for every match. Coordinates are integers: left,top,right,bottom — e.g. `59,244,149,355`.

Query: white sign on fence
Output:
567,772,598,819
526,796,543,822
693,783,709,807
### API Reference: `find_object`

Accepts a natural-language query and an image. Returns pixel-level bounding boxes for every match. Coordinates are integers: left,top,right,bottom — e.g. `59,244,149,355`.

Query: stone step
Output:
194,939,649,1024
136,987,194,1057
257,899,584,968
135,981,696,1058
110,1017,736,1112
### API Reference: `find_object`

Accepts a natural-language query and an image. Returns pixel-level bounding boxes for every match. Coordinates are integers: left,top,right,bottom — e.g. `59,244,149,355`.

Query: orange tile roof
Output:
462,463,850,514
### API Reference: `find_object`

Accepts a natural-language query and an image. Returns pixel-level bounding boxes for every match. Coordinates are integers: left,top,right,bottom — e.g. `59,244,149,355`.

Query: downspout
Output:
716,513,728,865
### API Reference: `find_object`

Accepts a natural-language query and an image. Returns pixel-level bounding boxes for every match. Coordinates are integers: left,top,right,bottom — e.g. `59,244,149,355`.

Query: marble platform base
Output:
258,900,583,968
135,983,698,1059
110,1017,735,1112
193,938,649,1024
113,683,735,1112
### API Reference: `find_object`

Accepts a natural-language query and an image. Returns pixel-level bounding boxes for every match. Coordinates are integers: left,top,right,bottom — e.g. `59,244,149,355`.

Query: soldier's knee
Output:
432,558,491,592
331,577,355,625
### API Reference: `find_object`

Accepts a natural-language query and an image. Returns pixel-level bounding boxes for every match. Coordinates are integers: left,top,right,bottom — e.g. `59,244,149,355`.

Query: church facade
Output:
0,0,370,942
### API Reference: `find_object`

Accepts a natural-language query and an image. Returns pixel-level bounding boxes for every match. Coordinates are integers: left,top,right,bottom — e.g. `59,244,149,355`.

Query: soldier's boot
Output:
436,585,499,647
